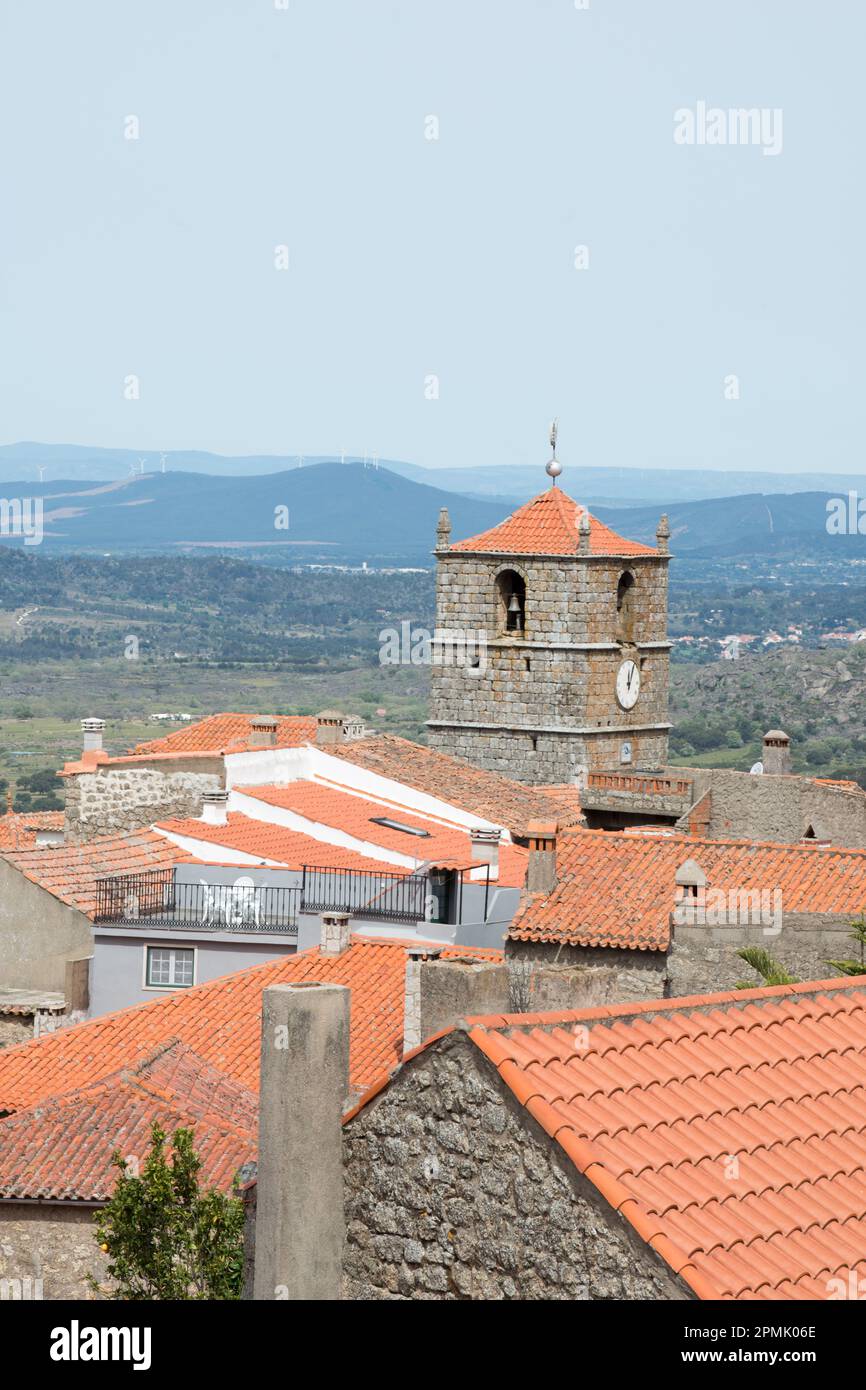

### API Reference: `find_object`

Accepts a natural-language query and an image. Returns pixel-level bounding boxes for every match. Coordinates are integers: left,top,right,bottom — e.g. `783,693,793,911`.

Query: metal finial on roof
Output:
545,419,562,486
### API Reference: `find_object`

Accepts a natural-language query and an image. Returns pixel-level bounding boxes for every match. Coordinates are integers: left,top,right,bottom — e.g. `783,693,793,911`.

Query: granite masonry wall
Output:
505,940,669,1008
64,759,223,841
342,1031,689,1300
427,550,670,784
668,911,864,996
675,767,866,849
0,1205,106,1301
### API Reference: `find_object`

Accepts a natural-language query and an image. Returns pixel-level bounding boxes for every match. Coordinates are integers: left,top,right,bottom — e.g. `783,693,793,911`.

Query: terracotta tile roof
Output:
510,827,866,951
536,785,584,825
0,937,502,1116
460,978,866,1300
449,488,656,558
0,811,64,850
0,1040,257,1200
157,811,406,876
0,829,193,919
130,713,317,756
328,734,578,840
237,782,528,887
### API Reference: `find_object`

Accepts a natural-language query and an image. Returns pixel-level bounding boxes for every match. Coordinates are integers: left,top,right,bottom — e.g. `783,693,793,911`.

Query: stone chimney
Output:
577,511,591,557
201,789,229,826
763,729,792,776
525,820,558,894
320,910,351,956
403,944,444,1053
252,982,350,1301
673,858,707,925
656,514,671,555
404,949,510,1054
81,717,105,753
436,507,451,552
469,826,500,880
249,716,278,750
315,710,344,746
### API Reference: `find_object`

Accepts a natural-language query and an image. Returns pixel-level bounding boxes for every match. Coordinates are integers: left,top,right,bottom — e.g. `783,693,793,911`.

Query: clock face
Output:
616,659,640,710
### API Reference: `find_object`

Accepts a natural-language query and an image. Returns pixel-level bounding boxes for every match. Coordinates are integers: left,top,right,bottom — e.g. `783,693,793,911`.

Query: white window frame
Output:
142,943,198,991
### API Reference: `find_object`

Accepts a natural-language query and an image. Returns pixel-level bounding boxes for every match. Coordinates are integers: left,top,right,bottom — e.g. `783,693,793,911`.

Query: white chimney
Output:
201,790,229,826
81,717,105,753
320,910,351,956
470,826,501,880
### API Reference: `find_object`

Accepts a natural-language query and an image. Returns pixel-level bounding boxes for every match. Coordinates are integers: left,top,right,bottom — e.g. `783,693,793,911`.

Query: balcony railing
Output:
93,869,300,934
301,865,429,925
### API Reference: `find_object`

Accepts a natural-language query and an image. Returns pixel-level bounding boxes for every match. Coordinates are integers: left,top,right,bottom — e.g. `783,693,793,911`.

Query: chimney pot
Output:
762,728,792,776
201,789,229,826
320,910,351,955
469,826,501,879
315,710,344,746
525,820,557,894
81,717,106,753
249,716,278,750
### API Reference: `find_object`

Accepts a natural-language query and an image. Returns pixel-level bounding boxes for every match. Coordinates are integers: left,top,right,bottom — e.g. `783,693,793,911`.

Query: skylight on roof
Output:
369,816,430,838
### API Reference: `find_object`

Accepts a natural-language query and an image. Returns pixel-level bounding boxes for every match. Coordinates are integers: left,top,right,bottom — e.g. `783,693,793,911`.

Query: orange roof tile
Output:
449,488,656,558
0,1040,257,1200
510,827,866,951
0,811,64,851
157,811,406,876
0,937,502,1116
457,979,866,1300
237,782,528,887
130,713,317,756
1,829,193,919
328,735,579,840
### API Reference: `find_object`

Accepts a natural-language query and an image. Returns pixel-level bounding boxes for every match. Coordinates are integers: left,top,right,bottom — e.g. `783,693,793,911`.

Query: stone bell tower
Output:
426,436,672,786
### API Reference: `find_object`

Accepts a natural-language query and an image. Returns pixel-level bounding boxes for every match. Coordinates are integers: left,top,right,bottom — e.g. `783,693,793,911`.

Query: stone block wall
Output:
676,767,866,849
668,912,863,996
505,940,669,1009
0,1015,31,1050
428,550,670,783
0,1205,106,1300
342,1031,689,1300
64,760,222,841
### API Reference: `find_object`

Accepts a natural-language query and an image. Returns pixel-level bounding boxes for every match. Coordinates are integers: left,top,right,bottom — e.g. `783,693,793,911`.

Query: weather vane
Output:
545,419,562,486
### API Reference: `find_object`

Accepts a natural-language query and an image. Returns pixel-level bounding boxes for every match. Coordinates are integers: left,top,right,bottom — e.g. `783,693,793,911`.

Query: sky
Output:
0,0,862,474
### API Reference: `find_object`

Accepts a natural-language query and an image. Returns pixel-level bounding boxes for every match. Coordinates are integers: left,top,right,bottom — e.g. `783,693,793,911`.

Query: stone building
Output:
506,823,866,1005
245,973,866,1301
426,476,672,785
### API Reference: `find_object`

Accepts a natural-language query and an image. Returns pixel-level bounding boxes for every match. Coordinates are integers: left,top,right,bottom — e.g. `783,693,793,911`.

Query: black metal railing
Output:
93,870,299,934
301,865,429,925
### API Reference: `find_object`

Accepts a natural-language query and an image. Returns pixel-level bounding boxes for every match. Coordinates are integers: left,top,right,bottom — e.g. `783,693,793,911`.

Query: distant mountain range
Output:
0,464,509,562
4,441,866,509
0,458,860,562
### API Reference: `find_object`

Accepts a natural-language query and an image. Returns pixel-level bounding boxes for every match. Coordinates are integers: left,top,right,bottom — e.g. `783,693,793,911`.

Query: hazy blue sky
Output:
1,0,862,473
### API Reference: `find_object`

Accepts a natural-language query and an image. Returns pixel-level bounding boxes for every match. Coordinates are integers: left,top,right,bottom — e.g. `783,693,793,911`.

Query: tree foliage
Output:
93,1123,244,1301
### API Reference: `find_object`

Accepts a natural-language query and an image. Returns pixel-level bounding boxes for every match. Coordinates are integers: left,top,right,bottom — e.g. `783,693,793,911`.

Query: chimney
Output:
525,820,558,894
469,826,500,881
249,716,278,750
673,858,707,926
404,949,509,1055
81,717,105,753
403,944,443,1053
656,514,671,556
763,729,792,776
320,910,351,956
315,710,344,746
436,506,451,552
252,982,350,1301
201,789,229,826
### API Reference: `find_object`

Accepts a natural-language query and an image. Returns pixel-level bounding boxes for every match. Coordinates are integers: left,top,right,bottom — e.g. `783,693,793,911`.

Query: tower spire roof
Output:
449,488,656,558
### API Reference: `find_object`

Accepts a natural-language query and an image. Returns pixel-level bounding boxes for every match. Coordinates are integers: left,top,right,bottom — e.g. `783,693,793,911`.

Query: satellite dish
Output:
749,761,764,775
